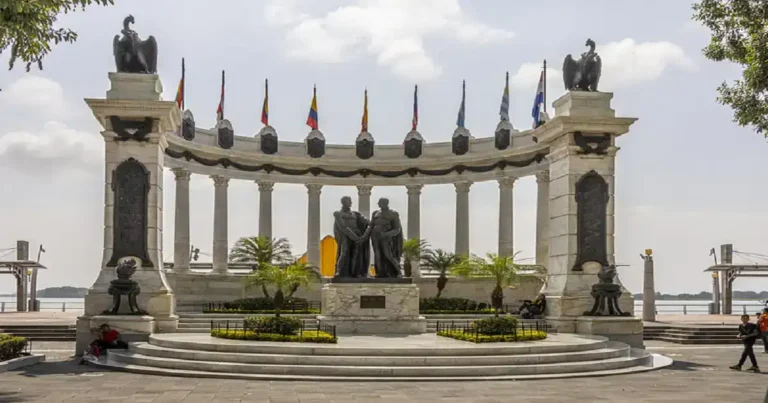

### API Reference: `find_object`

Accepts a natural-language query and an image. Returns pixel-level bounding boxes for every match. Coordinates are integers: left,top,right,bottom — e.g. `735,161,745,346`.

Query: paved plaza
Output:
0,341,764,402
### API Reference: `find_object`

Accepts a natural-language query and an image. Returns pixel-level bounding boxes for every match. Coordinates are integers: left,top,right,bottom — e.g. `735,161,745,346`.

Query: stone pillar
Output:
454,182,472,257
306,184,323,267
357,185,372,218
78,72,180,355
211,175,230,274
641,251,656,322
497,177,515,257
172,168,191,272
535,171,550,266
406,185,422,241
16,240,29,312
257,181,274,239
720,244,733,314
535,91,638,343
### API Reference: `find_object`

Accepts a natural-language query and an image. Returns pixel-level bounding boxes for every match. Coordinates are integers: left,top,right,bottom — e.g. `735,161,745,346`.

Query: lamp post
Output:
639,249,655,322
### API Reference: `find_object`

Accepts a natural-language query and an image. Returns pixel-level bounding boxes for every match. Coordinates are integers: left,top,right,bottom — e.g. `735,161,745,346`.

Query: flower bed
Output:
204,308,321,314
436,316,547,343
0,334,27,361
203,297,319,314
211,329,337,343
420,309,497,315
210,316,338,344
437,330,547,343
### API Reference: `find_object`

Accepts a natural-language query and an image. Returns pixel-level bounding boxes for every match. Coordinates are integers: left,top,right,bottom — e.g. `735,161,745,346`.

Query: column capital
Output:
406,184,423,195
498,177,517,188
535,171,550,184
306,183,323,195
454,181,473,193
211,175,229,187
171,168,191,181
357,185,373,196
257,181,275,192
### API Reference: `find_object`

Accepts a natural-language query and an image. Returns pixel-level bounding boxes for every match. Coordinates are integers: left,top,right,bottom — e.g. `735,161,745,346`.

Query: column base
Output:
545,315,644,349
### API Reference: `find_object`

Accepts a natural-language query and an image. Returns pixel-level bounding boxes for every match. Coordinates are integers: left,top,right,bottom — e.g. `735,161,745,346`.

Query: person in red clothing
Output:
95,324,128,351
759,308,768,354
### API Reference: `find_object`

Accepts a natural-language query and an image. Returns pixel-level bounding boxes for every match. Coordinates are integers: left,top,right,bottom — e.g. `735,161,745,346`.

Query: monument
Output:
319,197,426,334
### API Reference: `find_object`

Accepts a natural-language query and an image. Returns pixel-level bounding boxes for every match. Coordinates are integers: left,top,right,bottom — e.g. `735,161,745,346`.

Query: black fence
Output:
210,319,336,339
435,319,547,342
202,300,322,313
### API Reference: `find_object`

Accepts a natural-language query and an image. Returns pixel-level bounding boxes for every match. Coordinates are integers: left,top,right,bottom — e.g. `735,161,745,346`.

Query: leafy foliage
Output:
244,316,303,334
204,297,317,314
692,0,768,135
419,297,484,312
421,249,462,298
0,0,114,73
0,334,27,361
244,261,318,317
402,238,430,277
230,236,294,298
471,316,519,335
450,252,545,310
437,330,547,343
211,329,337,344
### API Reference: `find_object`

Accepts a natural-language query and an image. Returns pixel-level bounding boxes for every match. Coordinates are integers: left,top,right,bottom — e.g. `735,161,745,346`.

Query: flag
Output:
306,85,318,130
499,71,510,121
174,58,185,110
710,248,716,256
531,64,545,128
361,88,368,132
456,80,466,128
261,79,269,126
39,245,45,253
216,70,225,122
412,85,418,130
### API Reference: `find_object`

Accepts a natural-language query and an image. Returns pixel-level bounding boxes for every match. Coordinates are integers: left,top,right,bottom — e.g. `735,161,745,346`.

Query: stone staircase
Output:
93,332,671,381
643,324,762,345
0,325,76,341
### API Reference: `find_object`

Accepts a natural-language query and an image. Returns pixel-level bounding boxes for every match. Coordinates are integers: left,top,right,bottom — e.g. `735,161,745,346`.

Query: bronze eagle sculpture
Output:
562,39,602,91
113,15,158,74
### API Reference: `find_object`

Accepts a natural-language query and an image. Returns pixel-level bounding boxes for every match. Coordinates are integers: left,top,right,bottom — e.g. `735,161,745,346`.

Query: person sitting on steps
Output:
518,294,546,319
79,324,128,364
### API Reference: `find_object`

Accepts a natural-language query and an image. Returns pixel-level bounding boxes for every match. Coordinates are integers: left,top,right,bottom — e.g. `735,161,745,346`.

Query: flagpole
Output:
221,70,225,120
543,59,547,114
181,58,185,110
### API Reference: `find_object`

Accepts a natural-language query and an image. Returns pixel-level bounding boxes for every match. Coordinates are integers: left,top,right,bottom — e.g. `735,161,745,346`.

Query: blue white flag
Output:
499,72,510,121
456,80,466,128
531,70,545,128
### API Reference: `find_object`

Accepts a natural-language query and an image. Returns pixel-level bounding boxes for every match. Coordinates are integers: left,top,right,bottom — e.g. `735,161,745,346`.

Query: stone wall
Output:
166,272,544,312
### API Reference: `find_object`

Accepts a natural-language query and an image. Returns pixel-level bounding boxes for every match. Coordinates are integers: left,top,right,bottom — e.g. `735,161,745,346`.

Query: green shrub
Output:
437,330,547,343
471,316,519,335
420,308,497,315
244,316,303,334
419,297,482,312
0,334,27,361
211,329,337,344
203,308,320,314
217,297,309,311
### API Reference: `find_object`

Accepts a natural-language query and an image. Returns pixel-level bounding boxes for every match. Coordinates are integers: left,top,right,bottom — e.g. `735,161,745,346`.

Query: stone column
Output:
535,171,550,266
406,184,422,240
357,185,372,218
211,175,230,274
497,177,516,257
641,252,656,322
454,182,472,257
257,181,274,239
172,168,191,272
306,184,323,267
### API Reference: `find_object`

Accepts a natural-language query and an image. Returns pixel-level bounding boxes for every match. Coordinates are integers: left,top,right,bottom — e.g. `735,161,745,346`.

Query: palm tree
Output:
421,249,462,298
451,252,545,313
402,238,430,277
229,236,293,298
244,261,316,317
288,263,321,297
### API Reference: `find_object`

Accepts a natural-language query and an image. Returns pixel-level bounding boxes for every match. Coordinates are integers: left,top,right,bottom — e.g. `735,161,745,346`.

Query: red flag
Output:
412,85,418,131
216,70,225,121
174,58,185,110
261,79,269,126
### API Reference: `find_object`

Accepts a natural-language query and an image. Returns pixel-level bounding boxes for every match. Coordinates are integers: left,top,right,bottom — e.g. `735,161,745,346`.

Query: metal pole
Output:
29,245,44,311
640,249,655,322
16,241,29,312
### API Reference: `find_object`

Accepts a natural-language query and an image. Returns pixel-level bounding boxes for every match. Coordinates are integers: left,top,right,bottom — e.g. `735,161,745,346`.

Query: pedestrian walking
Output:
759,308,768,354
730,314,761,373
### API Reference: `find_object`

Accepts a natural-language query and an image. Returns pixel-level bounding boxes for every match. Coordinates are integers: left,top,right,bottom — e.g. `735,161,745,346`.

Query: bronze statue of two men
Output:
333,196,404,279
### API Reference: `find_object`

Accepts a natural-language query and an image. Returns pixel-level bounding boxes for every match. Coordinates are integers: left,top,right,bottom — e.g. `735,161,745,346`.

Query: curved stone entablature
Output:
163,125,549,186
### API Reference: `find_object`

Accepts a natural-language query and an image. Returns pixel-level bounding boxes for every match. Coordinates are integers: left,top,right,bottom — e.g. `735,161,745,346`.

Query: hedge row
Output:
419,297,487,312
203,308,321,314
211,329,337,344
0,334,27,361
437,330,548,343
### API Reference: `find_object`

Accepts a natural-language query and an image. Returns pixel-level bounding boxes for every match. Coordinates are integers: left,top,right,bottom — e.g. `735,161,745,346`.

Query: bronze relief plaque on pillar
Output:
360,295,386,309
573,170,609,271
107,158,152,267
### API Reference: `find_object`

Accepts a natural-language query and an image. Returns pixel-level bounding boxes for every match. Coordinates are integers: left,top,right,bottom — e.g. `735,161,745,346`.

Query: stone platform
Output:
318,282,426,334
90,333,672,381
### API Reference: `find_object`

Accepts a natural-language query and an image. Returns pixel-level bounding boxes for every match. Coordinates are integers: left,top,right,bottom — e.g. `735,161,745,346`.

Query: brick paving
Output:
0,341,764,402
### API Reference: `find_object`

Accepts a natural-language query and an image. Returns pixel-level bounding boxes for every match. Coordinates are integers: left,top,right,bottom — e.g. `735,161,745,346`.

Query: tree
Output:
421,249,461,298
402,238,429,277
0,0,114,75
229,236,293,298
451,252,545,313
243,261,315,317
692,0,768,135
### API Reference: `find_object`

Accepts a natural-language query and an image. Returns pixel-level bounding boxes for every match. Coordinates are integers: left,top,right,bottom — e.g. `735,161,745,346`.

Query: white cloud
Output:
0,121,103,172
264,0,514,81
510,38,696,92
0,75,68,116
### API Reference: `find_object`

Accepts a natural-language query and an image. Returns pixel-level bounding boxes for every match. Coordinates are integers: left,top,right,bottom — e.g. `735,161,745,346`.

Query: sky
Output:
1,0,767,296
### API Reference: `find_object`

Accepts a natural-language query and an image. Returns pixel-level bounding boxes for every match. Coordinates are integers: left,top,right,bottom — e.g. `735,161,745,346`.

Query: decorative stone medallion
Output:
180,110,195,141
259,125,278,155
109,116,154,142
573,170,609,271
107,158,152,267
452,127,470,155
403,130,423,159
306,129,326,158
494,120,513,150
573,132,611,155
217,119,234,149
356,131,375,159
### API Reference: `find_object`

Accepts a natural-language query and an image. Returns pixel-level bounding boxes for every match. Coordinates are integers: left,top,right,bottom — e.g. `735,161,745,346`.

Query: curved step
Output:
148,333,605,357
132,341,629,366
106,348,651,378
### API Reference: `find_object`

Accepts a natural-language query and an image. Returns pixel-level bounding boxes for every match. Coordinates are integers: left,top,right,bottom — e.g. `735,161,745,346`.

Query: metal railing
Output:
633,303,765,315
435,319,547,342
203,300,321,313
0,301,84,313
210,319,336,339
